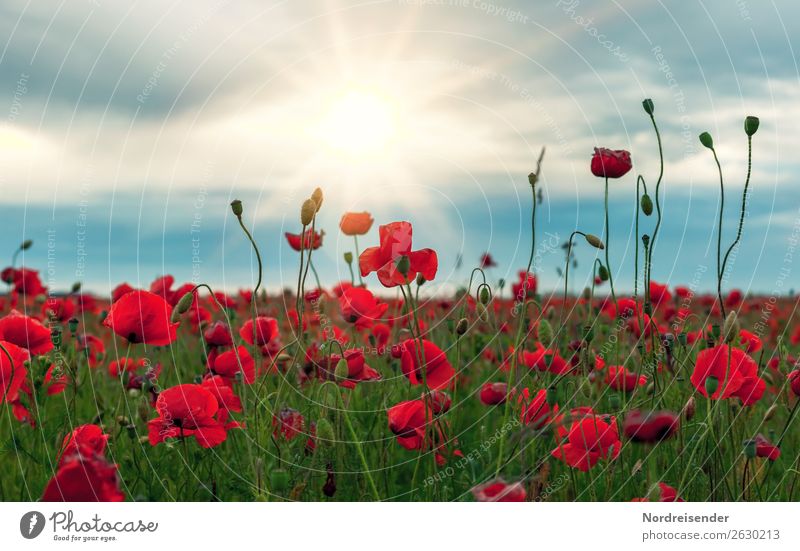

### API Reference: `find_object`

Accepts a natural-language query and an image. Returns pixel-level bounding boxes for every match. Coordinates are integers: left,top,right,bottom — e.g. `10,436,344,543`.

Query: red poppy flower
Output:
108,357,149,378
201,375,243,415
789,370,800,397
339,212,374,236
43,363,68,395
690,345,758,400
273,407,306,440
103,290,178,346
424,390,451,415
387,399,431,450
338,286,388,329
42,453,124,502
518,388,557,429
111,282,135,303
591,147,632,178
0,340,29,404
77,333,105,367
0,310,53,355
479,382,508,405
605,366,647,392
622,410,679,443
726,289,744,308
321,349,381,388
633,482,684,502
285,229,324,251
471,478,526,502
203,321,234,347
147,384,232,448
59,424,109,464
520,343,569,375
754,434,780,461
239,316,281,352
479,253,497,269
511,271,537,300
649,281,671,306
358,221,438,288
551,414,620,471
207,345,255,384
396,338,454,390
739,329,762,354
42,297,76,322
2,267,47,296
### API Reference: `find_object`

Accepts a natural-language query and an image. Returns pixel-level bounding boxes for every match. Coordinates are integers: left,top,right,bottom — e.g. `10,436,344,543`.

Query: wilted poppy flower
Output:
59,424,109,464
148,384,233,448
622,410,679,443
103,290,178,346
511,271,537,300
395,338,454,390
359,221,438,288
339,212,374,236
285,229,324,251
479,382,508,405
42,453,124,502
591,147,632,179
338,286,388,329
424,390,451,415
0,310,53,355
0,339,29,404
471,478,526,502
551,414,620,471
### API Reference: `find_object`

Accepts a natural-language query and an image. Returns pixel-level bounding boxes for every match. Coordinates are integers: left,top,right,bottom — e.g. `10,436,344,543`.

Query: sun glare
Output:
317,90,396,156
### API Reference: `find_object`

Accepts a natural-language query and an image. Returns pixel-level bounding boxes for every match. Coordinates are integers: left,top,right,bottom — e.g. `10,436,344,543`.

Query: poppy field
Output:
1,101,800,503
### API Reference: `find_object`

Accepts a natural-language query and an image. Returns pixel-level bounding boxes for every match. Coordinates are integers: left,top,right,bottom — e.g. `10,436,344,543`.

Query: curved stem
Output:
604,177,617,311
710,147,726,319
720,136,753,305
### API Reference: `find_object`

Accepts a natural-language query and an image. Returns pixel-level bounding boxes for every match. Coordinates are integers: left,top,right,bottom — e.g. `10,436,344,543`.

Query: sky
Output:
1,0,800,298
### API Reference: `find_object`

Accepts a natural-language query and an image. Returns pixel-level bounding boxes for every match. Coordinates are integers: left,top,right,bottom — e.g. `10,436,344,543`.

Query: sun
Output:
316,90,396,157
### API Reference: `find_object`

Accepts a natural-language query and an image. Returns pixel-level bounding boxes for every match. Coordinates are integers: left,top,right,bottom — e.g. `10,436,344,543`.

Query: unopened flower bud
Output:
230,199,243,217
743,439,757,459
68,317,79,334
723,310,740,343
71,282,82,293
584,234,604,249
527,172,537,188
642,98,655,115
416,273,426,286
311,187,323,212
538,319,553,346
50,327,62,348
176,292,194,314
608,393,621,410
546,385,558,406
456,318,468,336
744,116,760,137
763,403,778,422
316,418,335,445
699,132,714,149
301,198,317,225
640,193,653,216
343,251,353,264
334,359,349,381
479,286,490,305
683,396,696,421
21,239,33,250
598,264,609,282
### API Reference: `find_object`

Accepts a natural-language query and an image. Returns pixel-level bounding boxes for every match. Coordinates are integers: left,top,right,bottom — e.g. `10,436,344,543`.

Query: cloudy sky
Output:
1,0,799,297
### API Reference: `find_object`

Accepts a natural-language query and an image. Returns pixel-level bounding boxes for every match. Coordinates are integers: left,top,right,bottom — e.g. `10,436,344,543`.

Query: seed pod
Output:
230,199,243,217
744,115,760,137
584,234,605,249
301,198,317,225
527,172,537,188
704,376,719,397
640,193,653,216
68,317,79,334
343,251,353,264
396,255,410,276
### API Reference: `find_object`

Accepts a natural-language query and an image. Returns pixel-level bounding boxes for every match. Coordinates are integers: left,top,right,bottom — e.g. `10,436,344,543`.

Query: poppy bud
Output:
641,234,650,248
608,393,621,410
744,116,760,137
50,327,62,348
527,172,537,188
311,187,323,212
21,239,33,250
584,234,605,249
598,264,609,281
498,278,505,290
99,310,107,323
175,292,194,315
71,281,82,293
343,252,353,264
316,418,335,445
683,397,696,421
678,332,687,346
546,386,558,406
538,319,553,346
723,311,740,343
416,273,426,286
479,286,490,305
642,98,655,115
582,287,591,300
456,318,468,336
743,439,757,459
631,459,643,476
301,198,317,225
699,132,714,149
711,324,721,340
68,317,79,334
334,358,349,381
323,463,336,497
396,255,410,276
704,376,719,397
640,193,653,216
270,468,289,492
763,403,778,422
230,199,243,217
583,325,594,343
